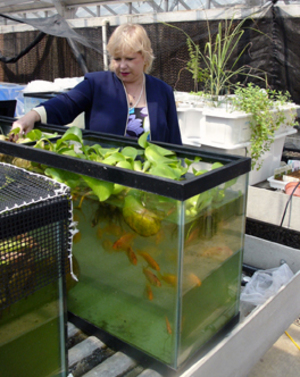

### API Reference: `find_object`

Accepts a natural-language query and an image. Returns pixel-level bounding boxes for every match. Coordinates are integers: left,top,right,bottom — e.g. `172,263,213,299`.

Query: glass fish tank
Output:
0,278,67,377
0,120,251,370
0,162,70,377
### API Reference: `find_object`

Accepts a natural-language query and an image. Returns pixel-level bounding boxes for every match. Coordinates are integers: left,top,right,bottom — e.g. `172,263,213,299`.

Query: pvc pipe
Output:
102,18,109,71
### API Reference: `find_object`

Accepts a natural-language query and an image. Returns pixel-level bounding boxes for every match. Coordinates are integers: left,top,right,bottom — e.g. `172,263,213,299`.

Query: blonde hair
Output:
107,23,154,73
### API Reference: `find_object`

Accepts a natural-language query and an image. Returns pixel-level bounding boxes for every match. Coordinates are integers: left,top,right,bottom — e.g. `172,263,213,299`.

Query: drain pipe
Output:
102,18,109,71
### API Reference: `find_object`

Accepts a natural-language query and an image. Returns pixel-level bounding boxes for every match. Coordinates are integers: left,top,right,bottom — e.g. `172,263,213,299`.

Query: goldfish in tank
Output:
126,246,138,265
159,273,177,287
113,233,136,251
145,284,153,301
165,316,172,334
187,273,202,287
143,267,161,287
137,251,160,271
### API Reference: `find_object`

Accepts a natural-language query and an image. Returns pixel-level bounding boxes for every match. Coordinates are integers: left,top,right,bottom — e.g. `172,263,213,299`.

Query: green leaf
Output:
133,160,142,171
211,162,224,170
224,177,237,189
121,146,138,160
90,144,118,158
102,152,126,165
145,145,176,165
44,168,81,188
26,129,43,141
138,131,150,149
148,165,181,180
60,126,83,143
112,183,126,195
81,175,114,202
194,169,208,176
116,160,133,170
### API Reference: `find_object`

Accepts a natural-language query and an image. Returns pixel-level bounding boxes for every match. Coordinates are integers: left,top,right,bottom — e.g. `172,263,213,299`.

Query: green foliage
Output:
232,84,297,169
166,16,265,96
5,126,241,222
19,127,202,201
185,38,209,92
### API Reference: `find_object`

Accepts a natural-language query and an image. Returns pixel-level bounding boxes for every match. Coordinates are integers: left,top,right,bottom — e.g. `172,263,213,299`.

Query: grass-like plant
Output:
167,16,265,97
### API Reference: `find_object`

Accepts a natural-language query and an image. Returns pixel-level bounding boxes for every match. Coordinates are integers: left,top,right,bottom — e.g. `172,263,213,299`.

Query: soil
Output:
275,169,300,181
286,170,300,179
246,218,300,250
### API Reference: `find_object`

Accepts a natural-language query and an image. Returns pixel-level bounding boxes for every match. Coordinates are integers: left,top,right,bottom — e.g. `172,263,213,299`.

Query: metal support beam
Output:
164,0,169,12
102,4,118,16
82,6,97,16
178,0,190,10
146,1,164,13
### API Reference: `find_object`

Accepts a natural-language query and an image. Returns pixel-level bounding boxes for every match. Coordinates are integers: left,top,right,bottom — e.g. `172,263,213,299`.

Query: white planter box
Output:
177,102,299,148
187,128,297,186
201,104,299,147
181,234,300,377
177,107,205,145
248,129,297,185
201,108,251,146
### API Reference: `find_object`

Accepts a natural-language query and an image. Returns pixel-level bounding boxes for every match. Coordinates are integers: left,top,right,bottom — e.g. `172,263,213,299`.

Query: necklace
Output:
126,75,145,112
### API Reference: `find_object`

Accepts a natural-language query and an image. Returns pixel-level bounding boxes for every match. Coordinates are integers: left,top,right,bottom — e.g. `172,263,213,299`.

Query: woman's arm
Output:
10,109,41,141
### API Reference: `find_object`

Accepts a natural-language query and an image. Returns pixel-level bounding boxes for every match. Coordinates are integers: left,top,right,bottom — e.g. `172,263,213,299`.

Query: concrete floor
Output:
247,320,300,377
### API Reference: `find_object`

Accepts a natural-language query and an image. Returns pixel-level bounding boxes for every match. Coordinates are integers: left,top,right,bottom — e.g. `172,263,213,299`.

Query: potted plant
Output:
231,83,298,169
170,17,299,183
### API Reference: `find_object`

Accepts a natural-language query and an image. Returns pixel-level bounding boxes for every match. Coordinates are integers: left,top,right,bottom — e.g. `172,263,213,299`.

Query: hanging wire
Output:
279,181,300,227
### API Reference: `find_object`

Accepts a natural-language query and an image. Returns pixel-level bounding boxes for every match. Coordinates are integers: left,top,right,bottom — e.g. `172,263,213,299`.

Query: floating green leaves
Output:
21,126,231,207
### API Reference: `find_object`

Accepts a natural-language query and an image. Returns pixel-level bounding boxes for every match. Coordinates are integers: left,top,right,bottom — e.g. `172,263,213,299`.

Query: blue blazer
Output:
42,71,182,145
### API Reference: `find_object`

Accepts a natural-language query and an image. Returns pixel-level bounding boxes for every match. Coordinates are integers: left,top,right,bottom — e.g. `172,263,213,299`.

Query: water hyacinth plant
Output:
7,126,231,210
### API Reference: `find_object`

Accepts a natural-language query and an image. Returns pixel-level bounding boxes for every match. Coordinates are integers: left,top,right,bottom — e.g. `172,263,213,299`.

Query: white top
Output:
33,106,47,123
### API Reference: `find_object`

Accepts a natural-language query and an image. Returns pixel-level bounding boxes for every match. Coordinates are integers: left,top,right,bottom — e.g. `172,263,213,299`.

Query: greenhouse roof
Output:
0,0,294,22
0,0,299,29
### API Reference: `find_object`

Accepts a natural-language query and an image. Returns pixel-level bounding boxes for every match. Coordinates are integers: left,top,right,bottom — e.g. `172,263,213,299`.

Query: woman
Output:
11,23,182,145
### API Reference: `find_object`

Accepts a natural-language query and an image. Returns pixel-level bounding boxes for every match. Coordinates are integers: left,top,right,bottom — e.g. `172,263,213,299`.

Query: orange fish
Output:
165,316,172,334
113,233,135,251
143,267,161,287
138,251,160,271
187,273,202,287
146,284,153,301
126,246,138,265
160,273,177,287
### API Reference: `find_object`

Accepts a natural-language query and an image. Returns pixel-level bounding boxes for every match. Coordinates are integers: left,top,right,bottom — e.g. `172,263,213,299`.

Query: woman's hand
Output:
9,110,41,141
